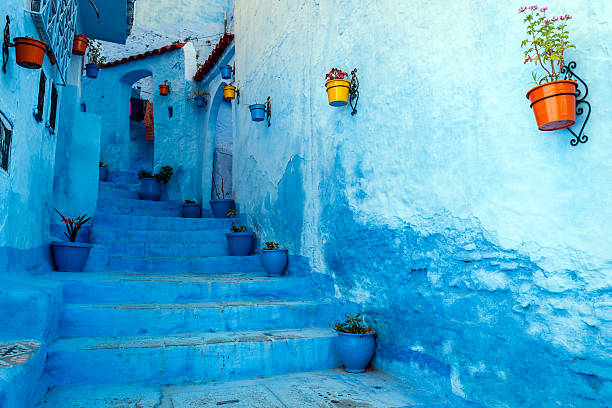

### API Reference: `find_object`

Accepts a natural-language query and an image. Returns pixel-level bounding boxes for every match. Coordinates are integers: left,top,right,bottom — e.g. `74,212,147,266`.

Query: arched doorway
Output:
205,82,234,201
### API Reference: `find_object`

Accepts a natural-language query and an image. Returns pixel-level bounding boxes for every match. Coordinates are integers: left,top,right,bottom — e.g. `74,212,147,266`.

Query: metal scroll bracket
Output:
3,16,15,74
264,96,271,127
561,61,591,146
349,68,359,116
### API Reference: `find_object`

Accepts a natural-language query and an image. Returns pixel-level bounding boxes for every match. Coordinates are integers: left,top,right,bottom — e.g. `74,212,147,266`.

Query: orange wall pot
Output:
325,79,350,106
526,80,578,131
13,37,47,69
72,34,89,56
159,84,170,96
223,85,236,100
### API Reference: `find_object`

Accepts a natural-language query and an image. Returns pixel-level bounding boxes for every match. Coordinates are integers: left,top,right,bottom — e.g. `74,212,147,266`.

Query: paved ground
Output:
35,368,475,407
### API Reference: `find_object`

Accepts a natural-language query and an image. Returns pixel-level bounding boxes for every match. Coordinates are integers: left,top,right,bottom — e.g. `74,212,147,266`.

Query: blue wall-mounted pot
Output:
249,104,266,122
225,231,255,256
99,167,109,181
194,96,206,108
260,249,288,276
209,199,234,218
220,65,232,79
139,177,161,201
335,331,376,373
182,203,202,218
85,63,100,79
52,241,93,272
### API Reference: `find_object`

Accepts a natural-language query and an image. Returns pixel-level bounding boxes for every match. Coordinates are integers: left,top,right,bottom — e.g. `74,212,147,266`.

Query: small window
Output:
35,71,46,122
0,111,13,173
48,83,58,132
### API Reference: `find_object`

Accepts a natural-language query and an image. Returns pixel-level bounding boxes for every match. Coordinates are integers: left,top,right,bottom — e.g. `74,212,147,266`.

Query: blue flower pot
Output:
249,104,266,122
225,232,254,256
194,96,206,108
220,65,232,79
85,63,100,79
182,203,202,218
336,331,376,373
139,177,161,201
99,167,109,181
51,241,93,272
209,199,234,218
260,249,288,277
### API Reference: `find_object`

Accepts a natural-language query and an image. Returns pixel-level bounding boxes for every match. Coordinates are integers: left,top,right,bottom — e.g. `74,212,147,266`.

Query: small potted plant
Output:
85,39,106,79
225,209,254,256
220,64,232,79
259,241,288,277
188,88,209,108
159,80,170,96
334,314,376,373
182,200,201,218
51,209,93,272
72,34,89,55
209,167,234,218
99,161,109,181
223,81,237,100
13,36,47,69
249,101,267,122
325,68,350,107
520,6,577,131
138,166,173,201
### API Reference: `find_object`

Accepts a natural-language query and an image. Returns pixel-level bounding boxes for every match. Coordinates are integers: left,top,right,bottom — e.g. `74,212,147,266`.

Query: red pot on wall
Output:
159,83,170,96
526,80,578,131
13,37,47,69
72,34,89,56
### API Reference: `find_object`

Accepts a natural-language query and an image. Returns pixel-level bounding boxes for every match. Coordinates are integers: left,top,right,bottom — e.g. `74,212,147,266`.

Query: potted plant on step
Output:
225,209,254,256
51,209,93,272
85,39,105,79
99,161,109,181
520,5,577,131
187,88,209,108
325,68,350,107
209,167,234,218
182,200,201,218
334,314,375,373
260,241,288,277
138,166,173,201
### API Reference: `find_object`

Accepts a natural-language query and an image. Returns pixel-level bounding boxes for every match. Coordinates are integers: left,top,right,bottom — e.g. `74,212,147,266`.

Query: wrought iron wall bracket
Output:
561,61,591,146
264,96,271,127
349,68,359,116
3,16,15,74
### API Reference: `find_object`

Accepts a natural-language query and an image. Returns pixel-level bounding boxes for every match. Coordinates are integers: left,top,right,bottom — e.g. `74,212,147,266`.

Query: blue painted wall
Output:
231,1,612,407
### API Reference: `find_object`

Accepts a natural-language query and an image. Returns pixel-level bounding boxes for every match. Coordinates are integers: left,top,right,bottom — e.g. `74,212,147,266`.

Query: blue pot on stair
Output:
139,178,161,201
51,241,93,272
225,231,254,256
335,331,376,373
209,199,234,218
260,249,288,276
99,167,109,181
182,203,202,218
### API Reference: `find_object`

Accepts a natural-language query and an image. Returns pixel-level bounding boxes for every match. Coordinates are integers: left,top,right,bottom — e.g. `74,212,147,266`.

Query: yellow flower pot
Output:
325,79,350,107
223,85,236,100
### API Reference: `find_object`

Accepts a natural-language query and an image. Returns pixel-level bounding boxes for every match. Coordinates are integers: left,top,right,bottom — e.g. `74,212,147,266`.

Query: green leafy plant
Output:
519,5,574,84
188,88,209,100
184,199,196,204
99,161,108,168
262,241,279,250
53,208,92,242
138,166,173,184
87,39,106,66
333,314,373,334
227,209,247,233
138,170,153,178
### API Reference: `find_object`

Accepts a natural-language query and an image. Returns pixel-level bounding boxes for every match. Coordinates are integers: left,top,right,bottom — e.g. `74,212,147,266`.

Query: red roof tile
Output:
193,33,234,81
101,42,187,68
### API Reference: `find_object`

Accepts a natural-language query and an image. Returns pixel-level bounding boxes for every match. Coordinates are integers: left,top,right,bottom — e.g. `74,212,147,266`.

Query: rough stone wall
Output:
232,1,612,407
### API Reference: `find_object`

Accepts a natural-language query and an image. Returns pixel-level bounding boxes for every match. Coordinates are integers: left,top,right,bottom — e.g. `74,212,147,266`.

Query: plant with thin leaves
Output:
184,199,196,204
519,5,574,85
155,166,173,184
333,314,373,334
87,39,106,66
227,209,247,233
262,241,279,250
54,208,91,242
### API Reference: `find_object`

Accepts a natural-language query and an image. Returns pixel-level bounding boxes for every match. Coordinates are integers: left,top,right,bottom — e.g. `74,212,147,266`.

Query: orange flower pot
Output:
72,34,89,56
159,84,170,96
526,80,578,131
13,37,47,69
223,85,236,100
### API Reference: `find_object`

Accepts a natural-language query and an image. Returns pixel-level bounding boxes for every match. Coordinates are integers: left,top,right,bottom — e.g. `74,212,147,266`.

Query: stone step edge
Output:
62,299,329,309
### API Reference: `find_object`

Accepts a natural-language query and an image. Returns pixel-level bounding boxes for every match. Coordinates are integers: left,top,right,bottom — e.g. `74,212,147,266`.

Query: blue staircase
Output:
35,180,338,391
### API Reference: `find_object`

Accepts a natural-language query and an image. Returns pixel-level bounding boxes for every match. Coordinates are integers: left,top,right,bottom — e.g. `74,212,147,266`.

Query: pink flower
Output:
551,16,558,21
518,6,526,13
543,18,549,24
539,7,548,12
529,5,538,10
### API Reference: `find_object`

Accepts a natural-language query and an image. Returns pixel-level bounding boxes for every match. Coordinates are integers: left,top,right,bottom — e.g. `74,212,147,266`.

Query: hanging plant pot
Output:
225,231,255,256
223,85,236,100
51,241,93,272
159,84,170,96
209,199,234,218
249,104,266,122
139,177,161,201
13,37,47,69
526,80,578,131
220,65,233,79
260,249,288,277
72,34,89,56
85,63,100,79
194,96,206,108
325,79,350,107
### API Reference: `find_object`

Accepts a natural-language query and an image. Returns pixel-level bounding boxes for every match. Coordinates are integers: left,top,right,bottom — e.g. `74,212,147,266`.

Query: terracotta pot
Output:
526,80,578,131
72,34,89,56
159,84,170,96
13,37,47,69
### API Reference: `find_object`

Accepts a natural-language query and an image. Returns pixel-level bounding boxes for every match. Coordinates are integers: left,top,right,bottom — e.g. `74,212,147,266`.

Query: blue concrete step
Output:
94,229,227,245
100,241,230,257
44,328,338,385
98,195,179,210
94,213,232,231
60,299,332,337
36,272,318,304
0,340,46,408
98,182,140,199
97,203,180,217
